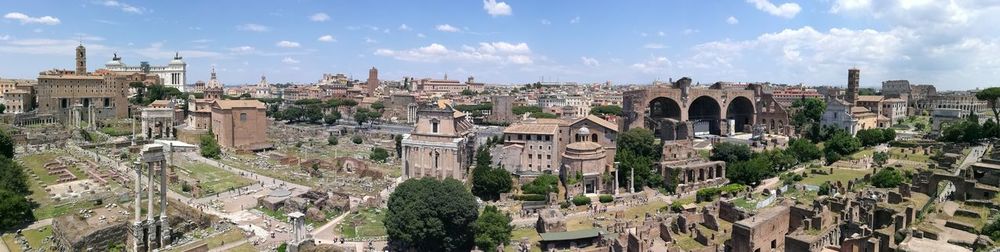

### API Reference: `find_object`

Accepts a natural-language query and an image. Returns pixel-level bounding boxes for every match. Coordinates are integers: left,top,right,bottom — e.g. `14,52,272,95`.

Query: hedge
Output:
598,194,614,203
514,194,546,201
571,195,591,206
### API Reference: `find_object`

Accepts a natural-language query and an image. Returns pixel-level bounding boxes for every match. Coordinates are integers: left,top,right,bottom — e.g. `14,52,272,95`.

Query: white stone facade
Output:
105,53,187,92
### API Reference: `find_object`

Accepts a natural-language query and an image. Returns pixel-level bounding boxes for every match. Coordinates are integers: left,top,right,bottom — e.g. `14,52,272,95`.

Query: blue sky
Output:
1,0,998,90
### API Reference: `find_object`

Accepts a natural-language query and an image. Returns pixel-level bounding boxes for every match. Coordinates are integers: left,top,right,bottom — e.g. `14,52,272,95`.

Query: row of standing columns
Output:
132,144,170,252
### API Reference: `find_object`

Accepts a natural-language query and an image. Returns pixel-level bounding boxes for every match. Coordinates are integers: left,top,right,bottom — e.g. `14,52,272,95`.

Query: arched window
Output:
430,118,440,133
591,133,598,142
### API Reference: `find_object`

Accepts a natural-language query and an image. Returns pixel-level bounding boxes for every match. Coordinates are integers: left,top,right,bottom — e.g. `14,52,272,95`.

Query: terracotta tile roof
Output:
856,95,884,102
212,99,266,109
503,124,558,135
574,115,618,132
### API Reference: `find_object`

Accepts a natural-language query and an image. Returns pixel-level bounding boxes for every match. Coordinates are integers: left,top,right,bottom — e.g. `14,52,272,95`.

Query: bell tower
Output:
75,44,87,75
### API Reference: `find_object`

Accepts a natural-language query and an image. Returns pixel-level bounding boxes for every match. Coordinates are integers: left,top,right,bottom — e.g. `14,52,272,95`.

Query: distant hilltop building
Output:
410,74,485,95
105,52,187,92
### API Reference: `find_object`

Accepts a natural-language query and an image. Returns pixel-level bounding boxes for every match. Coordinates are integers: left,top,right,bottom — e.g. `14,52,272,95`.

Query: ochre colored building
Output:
210,100,270,151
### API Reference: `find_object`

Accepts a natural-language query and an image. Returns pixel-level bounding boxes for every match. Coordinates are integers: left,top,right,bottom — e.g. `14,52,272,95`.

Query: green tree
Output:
529,112,558,119
371,102,385,110
710,142,753,163
472,147,512,201
825,132,861,156
0,129,14,159
352,135,363,144
0,157,29,196
521,174,559,195
0,104,5,114
323,111,341,125
461,89,477,96
791,98,826,127
354,108,382,126
817,181,833,195
511,106,542,115
976,87,1000,123
787,138,822,163
199,133,221,159
370,147,390,163
590,105,623,116
0,189,33,228
824,150,842,165
615,128,663,192
327,136,338,146
873,151,889,167
474,206,512,252
395,134,403,158
871,167,904,188
763,149,798,171
726,156,773,186
856,129,884,147
385,178,478,251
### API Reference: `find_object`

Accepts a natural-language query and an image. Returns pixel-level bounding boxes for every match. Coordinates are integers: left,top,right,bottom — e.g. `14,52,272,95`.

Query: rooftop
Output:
504,124,558,135
735,204,789,229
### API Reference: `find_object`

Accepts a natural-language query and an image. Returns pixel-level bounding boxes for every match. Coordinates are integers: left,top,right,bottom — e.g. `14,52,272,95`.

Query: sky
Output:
1,0,999,90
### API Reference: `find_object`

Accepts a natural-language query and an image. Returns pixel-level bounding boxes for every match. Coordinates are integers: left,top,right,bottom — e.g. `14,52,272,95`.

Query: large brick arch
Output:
726,95,756,133
620,81,760,138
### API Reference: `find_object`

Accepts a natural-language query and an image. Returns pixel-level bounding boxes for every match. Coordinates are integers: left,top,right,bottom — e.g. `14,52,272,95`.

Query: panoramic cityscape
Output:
2,1,1000,252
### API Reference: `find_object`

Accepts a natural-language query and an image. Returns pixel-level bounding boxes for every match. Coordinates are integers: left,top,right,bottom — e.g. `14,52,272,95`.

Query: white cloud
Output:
727,16,740,24
683,29,699,35
581,57,600,67
398,24,411,31
746,0,801,18
276,40,300,48
0,35,9,41
236,24,269,32
436,24,460,32
282,57,300,64
483,0,512,17
374,41,534,65
632,56,673,74
541,19,551,25
644,43,666,49
309,13,330,22
417,33,426,38
191,39,212,43
100,1,145,14
365,37,377,43
0,38,106,55
4,12,60,25
570,16,581,24
229,46,255,53
658,31,666,37
317,35,336,42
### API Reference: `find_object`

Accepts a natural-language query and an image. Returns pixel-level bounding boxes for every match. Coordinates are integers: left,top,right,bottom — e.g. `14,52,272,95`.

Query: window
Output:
528,154,533,159
432,122,439,133
592,133,598,142
240,113,247,121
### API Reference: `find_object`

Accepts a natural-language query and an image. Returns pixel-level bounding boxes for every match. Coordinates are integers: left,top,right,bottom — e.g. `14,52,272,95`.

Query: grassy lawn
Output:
218,158,316,188
175,161,252,196
257,206,288,222
731,198,756,210
675,233,705,250
20,151,79,185
2,225,53,252
337,208,387,238
226,242,257,252
507,228,542,252
889,147,930,163
850,148,875,160
33,200,102,220
800,168,870,187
